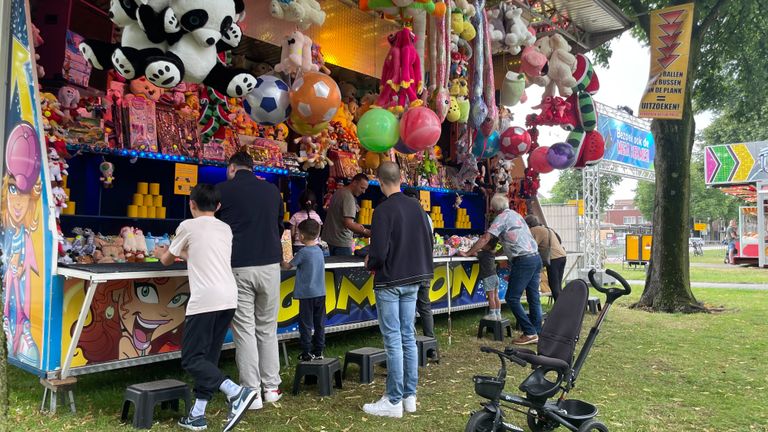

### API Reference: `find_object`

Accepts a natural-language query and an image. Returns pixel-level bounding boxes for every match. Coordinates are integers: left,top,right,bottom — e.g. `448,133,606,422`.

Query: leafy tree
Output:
545,170,621,212
612,0,764,312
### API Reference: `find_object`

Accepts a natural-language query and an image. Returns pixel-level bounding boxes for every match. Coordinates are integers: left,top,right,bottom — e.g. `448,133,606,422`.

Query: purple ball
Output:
547,142,577,170
395,139,418,155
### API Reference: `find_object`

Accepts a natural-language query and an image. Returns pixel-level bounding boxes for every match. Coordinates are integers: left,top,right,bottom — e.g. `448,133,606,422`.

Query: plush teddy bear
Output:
79,0,169,80
503,5,535,55
270,0,326,29
128,76,164,102
543,34,577,97
94,234,125,264
52,186,68,218
487,6,505,54
143,0,256,98
274,31,318,76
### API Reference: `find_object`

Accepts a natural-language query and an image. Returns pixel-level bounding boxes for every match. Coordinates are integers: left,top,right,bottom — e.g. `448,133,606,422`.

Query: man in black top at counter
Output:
363,161,433,418
216,152,285,409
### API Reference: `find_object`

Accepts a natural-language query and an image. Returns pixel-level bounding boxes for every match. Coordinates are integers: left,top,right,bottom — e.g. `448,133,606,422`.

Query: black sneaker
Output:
223,387,258,432
178,415,207,431
298,352,315,362
311,352,324,360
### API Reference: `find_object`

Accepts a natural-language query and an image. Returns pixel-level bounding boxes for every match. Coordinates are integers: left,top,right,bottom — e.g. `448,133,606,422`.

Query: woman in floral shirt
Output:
460,195,542,345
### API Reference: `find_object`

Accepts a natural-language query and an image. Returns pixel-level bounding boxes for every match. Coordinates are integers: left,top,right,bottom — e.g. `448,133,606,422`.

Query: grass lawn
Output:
5,286,768,431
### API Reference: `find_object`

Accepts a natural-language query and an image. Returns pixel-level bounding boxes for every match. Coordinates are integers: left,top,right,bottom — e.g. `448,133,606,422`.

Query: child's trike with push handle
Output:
465,269,632,432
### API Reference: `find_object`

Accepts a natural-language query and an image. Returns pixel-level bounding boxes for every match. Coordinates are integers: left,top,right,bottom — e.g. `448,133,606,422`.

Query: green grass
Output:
5,286,768,431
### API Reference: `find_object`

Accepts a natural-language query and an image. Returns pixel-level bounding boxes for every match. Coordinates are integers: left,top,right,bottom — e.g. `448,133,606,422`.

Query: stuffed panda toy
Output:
78,0,169,80
144,0,255,98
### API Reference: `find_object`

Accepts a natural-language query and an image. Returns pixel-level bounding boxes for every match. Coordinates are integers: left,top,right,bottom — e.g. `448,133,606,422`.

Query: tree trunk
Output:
634,29,705,313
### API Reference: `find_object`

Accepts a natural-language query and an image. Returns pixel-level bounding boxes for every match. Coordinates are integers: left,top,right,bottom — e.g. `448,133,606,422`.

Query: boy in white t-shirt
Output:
157,184,258,432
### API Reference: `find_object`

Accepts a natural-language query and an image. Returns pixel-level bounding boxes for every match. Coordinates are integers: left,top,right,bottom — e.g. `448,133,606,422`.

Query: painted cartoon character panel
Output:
70,278,189,364
2,123,42,367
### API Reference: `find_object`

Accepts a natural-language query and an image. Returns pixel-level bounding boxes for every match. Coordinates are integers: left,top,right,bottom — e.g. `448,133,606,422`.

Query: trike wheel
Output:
527,409,558,432
577,420,609,432
465,410,498,432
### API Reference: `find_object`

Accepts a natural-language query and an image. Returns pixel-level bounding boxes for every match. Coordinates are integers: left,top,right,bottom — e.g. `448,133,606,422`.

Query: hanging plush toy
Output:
99,161,115,188
480,7,498,136
270,0,326,29
274,31,319,76
376,28,424,113
144,0,256,98
79,0,169,80
541,34,577,97
468,0,487,130
503,4,535,55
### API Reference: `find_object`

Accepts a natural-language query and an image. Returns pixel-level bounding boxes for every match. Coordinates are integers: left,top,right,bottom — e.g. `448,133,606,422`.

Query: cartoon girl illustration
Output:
1,123,42,367
76,278,190,363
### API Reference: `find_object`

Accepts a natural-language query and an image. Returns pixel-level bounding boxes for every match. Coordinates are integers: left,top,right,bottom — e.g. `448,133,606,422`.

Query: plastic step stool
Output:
343,347,387,384
477,318,513,342
416,335,440,366
292,357,343,397
121,379,191,429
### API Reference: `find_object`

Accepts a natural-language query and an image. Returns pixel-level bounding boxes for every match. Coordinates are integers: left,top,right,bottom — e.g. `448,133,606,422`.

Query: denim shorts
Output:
482,275,499,292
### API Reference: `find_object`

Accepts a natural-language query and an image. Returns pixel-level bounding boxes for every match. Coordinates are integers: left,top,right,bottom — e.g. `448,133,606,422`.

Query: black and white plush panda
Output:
144,0,255,98
78,0,169,80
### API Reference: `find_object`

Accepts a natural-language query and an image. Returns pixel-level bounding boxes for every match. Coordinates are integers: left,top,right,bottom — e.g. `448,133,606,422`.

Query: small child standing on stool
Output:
477,238,502,321
282,219,326,361
157,184,258,432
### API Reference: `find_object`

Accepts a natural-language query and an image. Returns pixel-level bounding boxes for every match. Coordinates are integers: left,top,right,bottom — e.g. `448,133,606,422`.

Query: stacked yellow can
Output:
430,206,444,229
60,175,76,215
455,208,471,229
357,200,374,225
127,182,167,219
281,193,290,222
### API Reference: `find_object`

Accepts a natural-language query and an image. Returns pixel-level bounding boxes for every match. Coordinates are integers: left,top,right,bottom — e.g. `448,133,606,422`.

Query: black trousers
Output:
299,296,326,355
181,309,235,400
547,257,567,301
417,283,434,338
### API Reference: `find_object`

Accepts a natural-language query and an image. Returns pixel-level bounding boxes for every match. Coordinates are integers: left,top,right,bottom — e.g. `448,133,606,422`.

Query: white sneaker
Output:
363,396,403,418
263,388,283,403
403,395,417,413
482,313,496,321
248,396,263,410
494,313,503,321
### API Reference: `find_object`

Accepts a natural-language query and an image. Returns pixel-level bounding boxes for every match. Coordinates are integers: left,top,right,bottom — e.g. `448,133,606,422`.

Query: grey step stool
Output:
416,335,440,367
121,379,191,429
40,377,77,414
587,296,602,314
343,347,387,384
292,357,343,397
477,318,513,342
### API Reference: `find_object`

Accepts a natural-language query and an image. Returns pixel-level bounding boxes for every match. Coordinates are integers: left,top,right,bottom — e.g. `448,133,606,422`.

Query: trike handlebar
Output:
481,346,526,367
588,269,632,299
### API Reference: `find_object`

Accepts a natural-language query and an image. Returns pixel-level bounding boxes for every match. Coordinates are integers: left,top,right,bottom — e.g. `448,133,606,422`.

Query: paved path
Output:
627,280,768,290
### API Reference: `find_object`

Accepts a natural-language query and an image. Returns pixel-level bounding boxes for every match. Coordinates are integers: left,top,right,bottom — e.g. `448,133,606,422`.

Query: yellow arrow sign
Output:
11,37,34,123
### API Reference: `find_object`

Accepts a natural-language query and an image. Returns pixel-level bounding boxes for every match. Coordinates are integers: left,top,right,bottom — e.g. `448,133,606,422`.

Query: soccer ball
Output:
290,72,341,125
244,75,291,126
499,126,532,159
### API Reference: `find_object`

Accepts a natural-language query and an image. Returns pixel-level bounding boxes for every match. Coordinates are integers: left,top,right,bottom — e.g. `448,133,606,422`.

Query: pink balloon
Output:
528,146,554,174
399,107,442,152
499,126,532,159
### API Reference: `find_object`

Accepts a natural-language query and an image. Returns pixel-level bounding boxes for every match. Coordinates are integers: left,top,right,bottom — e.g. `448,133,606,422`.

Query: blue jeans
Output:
329,245,353,256
375,285,419,404
505,254,543,336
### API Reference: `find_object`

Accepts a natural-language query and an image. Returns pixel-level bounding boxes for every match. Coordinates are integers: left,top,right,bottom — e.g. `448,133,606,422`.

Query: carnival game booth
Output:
1,0,631,396
704,141,767,266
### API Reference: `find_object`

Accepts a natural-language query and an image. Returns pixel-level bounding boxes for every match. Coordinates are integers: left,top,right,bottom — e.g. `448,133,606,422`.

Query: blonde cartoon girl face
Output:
5,177,33,228
116,278,189,356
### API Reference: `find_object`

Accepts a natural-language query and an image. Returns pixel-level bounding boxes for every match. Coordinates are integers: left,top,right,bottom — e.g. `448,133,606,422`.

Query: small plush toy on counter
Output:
99,161,115,188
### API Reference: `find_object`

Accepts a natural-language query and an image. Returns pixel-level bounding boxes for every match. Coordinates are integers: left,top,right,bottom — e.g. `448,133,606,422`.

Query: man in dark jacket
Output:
363,162,433,419
216,152,285,409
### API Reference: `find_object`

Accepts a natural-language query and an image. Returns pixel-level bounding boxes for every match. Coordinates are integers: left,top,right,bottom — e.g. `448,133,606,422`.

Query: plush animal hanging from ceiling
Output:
270,0,326,29
541,34,577,97
274,31,319,76
143,0,256,98
487,5,505,54
503,4,535,55
429,8,451,121
79,0,170,81
468,0,487,130
480,7,498,137
376,28,424,113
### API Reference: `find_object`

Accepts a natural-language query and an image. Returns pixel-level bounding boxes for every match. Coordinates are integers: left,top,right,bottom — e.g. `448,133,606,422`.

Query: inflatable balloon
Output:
244,75,291,125
400,107,442,152
365,152,383,170
547,142,577,169
528,146,554,174
499,126,532,159
472,129,500,159
290,72,342,125
358,108,399,152
395,139,419,155
288,111,329,136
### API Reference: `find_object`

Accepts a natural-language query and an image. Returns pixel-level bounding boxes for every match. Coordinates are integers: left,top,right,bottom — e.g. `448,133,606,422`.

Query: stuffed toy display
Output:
142,0,256,98
270,0,326,29
468,0,487,130
502,4,535,55
274,31,319,76
376,28,424,113
487,5,504,54
541,34,577,97
480,8,498,137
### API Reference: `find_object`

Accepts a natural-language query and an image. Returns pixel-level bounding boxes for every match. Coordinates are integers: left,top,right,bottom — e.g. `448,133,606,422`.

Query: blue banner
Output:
597,112,655,172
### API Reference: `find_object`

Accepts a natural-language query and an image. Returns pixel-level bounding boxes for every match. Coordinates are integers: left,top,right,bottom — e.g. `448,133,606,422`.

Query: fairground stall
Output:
705,141,768,266
0,0,630,401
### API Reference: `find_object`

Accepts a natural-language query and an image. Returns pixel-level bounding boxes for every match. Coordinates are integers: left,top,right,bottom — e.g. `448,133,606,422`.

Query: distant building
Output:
604,199,650,227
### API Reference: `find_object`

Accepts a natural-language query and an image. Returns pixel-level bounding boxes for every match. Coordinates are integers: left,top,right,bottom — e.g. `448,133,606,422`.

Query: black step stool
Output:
121,379,191,429
343,347,387,384
587,296,602,314
416,335,439,366
478,318,513,342
292,357,343,396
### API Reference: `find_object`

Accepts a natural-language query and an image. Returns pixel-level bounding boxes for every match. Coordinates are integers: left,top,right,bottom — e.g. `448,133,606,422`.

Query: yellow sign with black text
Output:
174,163,198,195
639,3,694,120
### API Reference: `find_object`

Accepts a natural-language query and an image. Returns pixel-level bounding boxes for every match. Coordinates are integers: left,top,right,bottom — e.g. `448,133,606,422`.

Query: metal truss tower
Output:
582,165,603,270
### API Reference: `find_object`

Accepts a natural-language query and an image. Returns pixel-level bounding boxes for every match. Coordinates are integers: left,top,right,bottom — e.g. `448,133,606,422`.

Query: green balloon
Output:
358,108,399,152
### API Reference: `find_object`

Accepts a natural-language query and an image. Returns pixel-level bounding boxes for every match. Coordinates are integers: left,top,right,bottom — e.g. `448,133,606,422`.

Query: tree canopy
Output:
544,170,621,212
